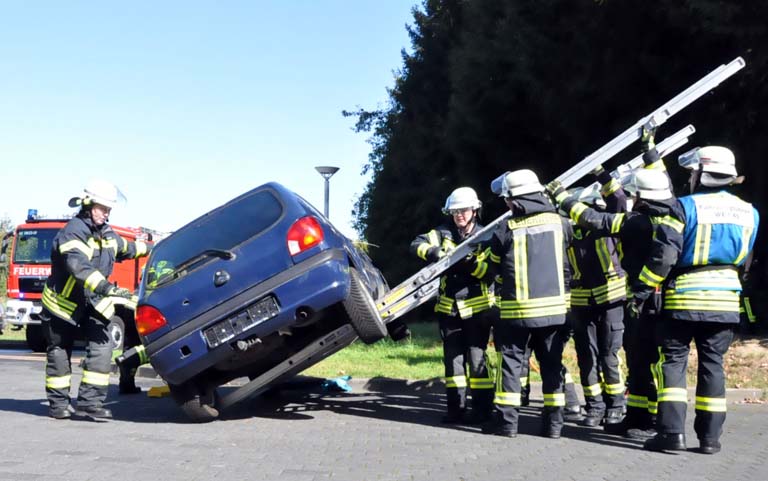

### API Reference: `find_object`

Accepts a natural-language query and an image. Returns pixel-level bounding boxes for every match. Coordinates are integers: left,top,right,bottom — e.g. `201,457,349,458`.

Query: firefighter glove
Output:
641,125,656,152
642,147,661,166
107,286,133,299
625,298,641,320
426,246,446,263
545,180,570,204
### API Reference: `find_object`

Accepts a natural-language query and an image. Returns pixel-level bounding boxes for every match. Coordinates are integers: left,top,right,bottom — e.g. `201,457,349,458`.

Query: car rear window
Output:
144,189,283,287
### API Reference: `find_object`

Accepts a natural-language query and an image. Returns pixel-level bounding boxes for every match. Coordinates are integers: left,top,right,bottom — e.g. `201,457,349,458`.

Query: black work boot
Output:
603,408,624,426
563,404,584,422
440,408,466,424
521,384,531,407
541,406,564,439
75,405,113,421
580,409,605,427
481,419,517,438
643,433,686,452
49,405,73,420
698,439,721,455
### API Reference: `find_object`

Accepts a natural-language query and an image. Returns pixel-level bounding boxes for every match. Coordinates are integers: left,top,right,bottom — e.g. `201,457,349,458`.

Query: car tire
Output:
169,381,219,423
342,268,387,344
25,325,47,352
107,316,126,351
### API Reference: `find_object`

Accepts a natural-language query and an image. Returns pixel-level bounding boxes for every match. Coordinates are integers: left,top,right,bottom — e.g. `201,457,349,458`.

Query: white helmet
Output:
82,179,124,209
632,169,672,201
678,146,738,176
499,169,544,198
443,187,482,214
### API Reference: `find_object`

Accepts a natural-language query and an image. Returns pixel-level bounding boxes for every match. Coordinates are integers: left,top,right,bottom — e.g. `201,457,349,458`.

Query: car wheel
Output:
168,381,219,423
342,268,387,344
25,325,47,352
107,316,126,351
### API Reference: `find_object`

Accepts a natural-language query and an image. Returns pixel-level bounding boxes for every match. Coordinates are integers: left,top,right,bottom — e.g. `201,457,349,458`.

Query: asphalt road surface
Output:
0,349,766,481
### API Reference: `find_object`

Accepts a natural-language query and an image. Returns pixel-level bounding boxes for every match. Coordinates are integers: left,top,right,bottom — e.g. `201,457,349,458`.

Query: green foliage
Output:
348,0,768,285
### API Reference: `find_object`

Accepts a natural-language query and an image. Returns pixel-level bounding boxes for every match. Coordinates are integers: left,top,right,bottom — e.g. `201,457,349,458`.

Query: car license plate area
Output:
203,296,279,348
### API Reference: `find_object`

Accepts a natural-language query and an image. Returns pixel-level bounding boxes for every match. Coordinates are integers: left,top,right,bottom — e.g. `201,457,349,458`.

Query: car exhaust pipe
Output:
296,307,314,322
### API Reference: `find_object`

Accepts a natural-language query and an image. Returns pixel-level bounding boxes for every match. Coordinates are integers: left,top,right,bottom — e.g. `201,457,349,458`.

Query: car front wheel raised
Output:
168,381,219,423
342,268,387,344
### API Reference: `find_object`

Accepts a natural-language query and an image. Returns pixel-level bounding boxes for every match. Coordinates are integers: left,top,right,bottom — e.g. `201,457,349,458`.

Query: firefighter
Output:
567,173,628,428
41,179,150,420
644,146,759,454
410,187,495,424
117,323,149,394
481,169,572,438
551,146,684,440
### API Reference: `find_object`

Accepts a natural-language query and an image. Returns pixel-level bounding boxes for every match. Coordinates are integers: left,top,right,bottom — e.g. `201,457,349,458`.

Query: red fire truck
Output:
0,210,152,351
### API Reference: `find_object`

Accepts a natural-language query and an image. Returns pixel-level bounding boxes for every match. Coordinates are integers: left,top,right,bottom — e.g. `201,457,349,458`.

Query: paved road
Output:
0,352,766,481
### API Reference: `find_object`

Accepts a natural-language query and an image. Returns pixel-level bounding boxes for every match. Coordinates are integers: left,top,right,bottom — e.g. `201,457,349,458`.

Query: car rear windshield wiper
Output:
155,249,236,287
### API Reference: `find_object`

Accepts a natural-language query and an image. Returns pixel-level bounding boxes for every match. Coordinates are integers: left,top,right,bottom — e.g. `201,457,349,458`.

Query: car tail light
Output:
286,216,324,255
136,305,168,336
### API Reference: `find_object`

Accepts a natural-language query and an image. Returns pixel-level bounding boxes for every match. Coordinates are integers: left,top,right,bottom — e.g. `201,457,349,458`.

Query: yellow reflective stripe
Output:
659,215,684,233
664,290,740,312
93,297,116,320
570,202,588,225
494,392,522,406
595,238,614,275
136,345,150,364
658,387,688,403
61,275,77,298
601,178,621,196
610,214,625,234
84,271,107,292
639,265,665,288
499,295,567,319
59,239,93,258
81,370,110,386
695,396,727,412
101,238,119,256
416,243,431,260
627,394,648,409
543,393,565,407
592,277,627,304
693,224,712,266
442,239,456,252
735,226,753,265
743,297,756,323
604,382,625,395
567,247,581,280
42,285,77,317
134,240,149,257
672,269,741,291
444,375,467,388
469,378,494,389
471,259,488,279
512,233,527,300
648,400,658,414
427,230,440,247
584,383,602,397
654,349,665,391
46,375,72,389
644,159,666,171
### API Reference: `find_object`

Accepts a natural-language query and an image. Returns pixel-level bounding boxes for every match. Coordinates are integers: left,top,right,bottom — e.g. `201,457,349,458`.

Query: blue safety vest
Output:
664,191,759,321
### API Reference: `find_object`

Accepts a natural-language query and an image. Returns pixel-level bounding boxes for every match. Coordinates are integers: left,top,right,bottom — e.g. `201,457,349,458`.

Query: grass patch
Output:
304,321,768,392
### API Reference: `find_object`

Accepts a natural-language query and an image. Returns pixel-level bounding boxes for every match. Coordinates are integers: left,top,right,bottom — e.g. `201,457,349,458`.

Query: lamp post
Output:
315,166,339,218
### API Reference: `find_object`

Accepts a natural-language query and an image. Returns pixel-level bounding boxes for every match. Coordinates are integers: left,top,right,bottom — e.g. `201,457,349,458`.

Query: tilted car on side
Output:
134,182,391,422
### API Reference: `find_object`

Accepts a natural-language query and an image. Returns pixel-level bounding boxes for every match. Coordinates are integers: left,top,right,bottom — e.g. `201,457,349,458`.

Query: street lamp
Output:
315,166,340,218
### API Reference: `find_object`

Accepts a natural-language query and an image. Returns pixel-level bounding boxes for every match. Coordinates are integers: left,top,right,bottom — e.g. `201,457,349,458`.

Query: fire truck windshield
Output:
13,229,59,265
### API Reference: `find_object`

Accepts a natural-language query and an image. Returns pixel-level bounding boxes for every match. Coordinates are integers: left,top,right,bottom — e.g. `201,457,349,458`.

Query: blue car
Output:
135,182,391,421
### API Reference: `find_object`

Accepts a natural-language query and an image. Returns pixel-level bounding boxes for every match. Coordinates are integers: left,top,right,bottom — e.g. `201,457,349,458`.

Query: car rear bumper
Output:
146,248,351,385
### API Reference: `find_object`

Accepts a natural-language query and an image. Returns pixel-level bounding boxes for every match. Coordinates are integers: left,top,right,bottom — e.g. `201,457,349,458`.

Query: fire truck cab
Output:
1,209,152,351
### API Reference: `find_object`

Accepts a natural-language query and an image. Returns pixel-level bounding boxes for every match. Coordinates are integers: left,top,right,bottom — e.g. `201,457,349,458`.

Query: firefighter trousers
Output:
623,310,660,428
42,309,113,409
572,302,625,413
655,318,735,443
493,322,566,428
464,309,495,416
438,314,468,415
520,325,580,408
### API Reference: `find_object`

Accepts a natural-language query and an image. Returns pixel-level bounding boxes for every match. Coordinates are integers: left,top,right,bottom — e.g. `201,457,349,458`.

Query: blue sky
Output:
0,1,417,238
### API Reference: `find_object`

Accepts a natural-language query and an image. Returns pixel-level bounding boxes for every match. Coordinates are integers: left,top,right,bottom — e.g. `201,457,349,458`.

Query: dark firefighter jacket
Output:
410,221,493,319
483,193,572,328
655,188,759,323
561,191,685,312
42,211,150,325
569,173,628,307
